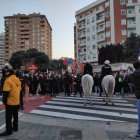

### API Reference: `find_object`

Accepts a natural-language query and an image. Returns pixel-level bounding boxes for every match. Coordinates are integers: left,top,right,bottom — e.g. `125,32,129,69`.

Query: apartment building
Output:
4,13,52,62
74,0,140,64
0,33,5,69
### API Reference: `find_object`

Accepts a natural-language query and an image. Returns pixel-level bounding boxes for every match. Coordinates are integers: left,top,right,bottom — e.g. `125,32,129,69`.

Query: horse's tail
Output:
108,79,114,94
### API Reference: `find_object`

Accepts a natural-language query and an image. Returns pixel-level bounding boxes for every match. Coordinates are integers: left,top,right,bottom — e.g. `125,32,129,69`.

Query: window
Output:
87,36,90,41
87,28,90,33
93,45,96,49
121,10,126,15
121,19,126,25
120,0,125,5
105,11,110,17
92,35,95,40
87,19,90,24
105,1,109,7
121,29,127,35
128,0,132,3
92,16,95,23
106,31,110,37
106,21,110,28
92,26,95,32
87,46,90,51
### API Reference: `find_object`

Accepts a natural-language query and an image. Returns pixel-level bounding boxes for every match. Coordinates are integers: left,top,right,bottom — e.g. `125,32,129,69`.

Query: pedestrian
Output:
15,68,25,110
129,61,140,139
74,73,82,97
0,65,21,136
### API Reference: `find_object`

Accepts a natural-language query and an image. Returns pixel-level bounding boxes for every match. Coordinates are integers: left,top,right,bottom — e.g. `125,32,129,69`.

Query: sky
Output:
0,0,96,59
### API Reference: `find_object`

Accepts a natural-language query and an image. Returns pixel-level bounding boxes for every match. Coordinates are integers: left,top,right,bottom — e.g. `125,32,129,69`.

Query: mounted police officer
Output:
100,60,113,81
83,62,93,76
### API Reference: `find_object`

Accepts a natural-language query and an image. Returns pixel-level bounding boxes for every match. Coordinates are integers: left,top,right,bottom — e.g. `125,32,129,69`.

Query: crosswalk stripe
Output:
56,96,128,103
46,101,137,113
39,104,137,119
52,98,135,107
30,110,123,122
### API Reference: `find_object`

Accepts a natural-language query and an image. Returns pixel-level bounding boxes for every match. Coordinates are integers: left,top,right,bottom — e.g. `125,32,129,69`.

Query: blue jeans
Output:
137,99,140,133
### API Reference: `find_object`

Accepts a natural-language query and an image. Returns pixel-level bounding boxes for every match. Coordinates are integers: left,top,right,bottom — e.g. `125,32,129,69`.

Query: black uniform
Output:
83,62,93,76
101,64,113,77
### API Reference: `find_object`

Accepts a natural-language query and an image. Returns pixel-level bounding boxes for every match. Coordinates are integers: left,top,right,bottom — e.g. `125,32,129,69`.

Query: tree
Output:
26,49,49,70
124,33,140,63
9,48,49,70
9,51,26,69
48,59,66,72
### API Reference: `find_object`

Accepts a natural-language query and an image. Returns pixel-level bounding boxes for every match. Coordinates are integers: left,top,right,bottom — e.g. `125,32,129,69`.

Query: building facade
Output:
4,13,52,62
74,0,140,64
0,33,5,69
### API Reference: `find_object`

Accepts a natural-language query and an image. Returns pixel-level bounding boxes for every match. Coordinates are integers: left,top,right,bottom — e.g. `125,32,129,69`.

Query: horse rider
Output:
83,62,93,76
100,60,113,82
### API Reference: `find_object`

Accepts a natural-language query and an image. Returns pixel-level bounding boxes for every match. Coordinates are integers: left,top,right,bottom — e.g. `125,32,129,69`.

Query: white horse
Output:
81,74,94,106
101,75,115,105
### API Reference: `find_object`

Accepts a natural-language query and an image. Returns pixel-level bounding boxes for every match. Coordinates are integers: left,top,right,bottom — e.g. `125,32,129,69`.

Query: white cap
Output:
104,60,110,64
4,62,12,69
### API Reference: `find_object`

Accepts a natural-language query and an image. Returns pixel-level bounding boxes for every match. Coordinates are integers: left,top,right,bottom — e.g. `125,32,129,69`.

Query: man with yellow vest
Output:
0,65,21,136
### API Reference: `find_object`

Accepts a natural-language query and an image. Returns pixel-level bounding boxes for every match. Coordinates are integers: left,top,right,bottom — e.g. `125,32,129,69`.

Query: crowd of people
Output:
0,60,139,137
0,62,135,101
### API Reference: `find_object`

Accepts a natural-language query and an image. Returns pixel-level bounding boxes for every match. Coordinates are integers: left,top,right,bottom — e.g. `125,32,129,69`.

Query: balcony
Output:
78,24,85,30
97,25,105,33
79,41,86,46
80,51,86,55
79,32,86,38
97,36,105,42
96,8,104,14
127,22,136,28
96,16,105,23
127,12,136,18
126,3,136,7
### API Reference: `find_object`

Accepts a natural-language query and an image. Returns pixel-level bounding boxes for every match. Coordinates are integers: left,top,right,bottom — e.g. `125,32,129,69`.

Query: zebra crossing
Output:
30,95,138,123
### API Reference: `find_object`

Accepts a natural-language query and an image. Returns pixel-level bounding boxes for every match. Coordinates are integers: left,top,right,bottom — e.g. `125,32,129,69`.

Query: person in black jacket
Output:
129,61,140,139
83,62,93,76
63,71,71,96
74,73,82,97
15,69,25,110
100,60,113,82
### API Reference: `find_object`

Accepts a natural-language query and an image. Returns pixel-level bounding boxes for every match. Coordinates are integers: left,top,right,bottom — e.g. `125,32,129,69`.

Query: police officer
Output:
100,60,113,80
83,62,93,76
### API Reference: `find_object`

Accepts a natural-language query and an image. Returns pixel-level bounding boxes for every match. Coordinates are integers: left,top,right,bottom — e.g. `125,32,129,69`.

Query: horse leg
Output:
84,93,87,106
111,92,114,106
102,89,105,102
89,93,93,106
105,93,108,105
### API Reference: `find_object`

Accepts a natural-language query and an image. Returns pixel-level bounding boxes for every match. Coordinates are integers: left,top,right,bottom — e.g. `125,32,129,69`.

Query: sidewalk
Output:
0,113,138,140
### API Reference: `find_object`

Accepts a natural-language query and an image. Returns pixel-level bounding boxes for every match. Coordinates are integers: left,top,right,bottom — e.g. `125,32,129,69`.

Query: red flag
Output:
63,60,67,65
